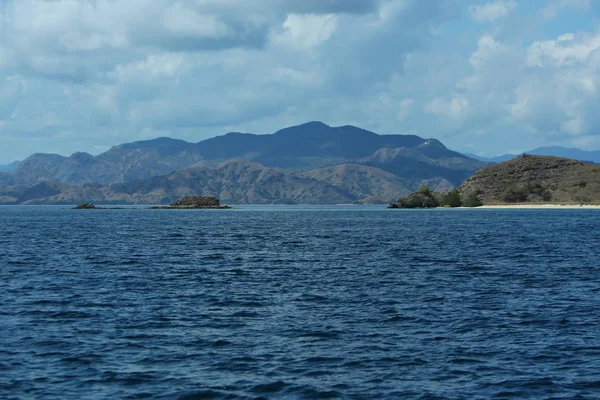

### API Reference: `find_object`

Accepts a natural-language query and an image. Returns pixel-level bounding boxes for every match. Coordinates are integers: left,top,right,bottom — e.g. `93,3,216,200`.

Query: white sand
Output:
476,204,600,209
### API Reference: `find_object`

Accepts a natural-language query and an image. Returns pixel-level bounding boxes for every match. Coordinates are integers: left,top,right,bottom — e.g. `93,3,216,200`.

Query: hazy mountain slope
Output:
1,161,460,205
196,121,427,169
459,155,600,204
465,153,516,163
0,172,15,186
466,146,600,164
13,146,206,186
0,183,28,204
527,146,600,164
8,160,355,205
362,140,487,185
105,160,355,204
0,161,21,173
8,122,485,186
299,164,414,202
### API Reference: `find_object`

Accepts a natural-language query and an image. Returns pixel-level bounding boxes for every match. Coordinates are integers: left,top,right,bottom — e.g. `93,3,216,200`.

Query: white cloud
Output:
542,0,590,20
425,97,469,120
526,32,600,67
270,13,338,49
397,99,414,120
0,76,23,119
3,0,600,162
468,0,517,23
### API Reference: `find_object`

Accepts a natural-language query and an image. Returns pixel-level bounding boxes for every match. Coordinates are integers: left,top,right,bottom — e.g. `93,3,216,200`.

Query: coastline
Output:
476,204,600,209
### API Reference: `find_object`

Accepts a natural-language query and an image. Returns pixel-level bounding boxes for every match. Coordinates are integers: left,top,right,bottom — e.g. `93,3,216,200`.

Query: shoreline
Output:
476,204,600,209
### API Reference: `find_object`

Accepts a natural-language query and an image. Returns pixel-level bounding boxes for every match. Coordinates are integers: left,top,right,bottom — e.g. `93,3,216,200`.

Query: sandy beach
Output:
477,204,600,209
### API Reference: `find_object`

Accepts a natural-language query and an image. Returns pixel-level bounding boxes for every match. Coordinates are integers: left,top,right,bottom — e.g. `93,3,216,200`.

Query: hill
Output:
8,122,487,186
0,161,358,205
299,163,453,203
459,155,600,204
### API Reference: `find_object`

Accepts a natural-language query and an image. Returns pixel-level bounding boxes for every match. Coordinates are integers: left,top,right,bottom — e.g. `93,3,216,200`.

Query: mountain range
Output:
0,122,486,204
8,122,483,186
2,122,599,205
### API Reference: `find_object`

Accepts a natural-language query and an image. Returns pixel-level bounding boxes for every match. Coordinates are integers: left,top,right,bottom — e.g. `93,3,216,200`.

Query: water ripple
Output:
1,206,599,399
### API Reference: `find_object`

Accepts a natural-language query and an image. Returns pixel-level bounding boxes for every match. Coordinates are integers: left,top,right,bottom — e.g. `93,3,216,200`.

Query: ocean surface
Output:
1,205,599,399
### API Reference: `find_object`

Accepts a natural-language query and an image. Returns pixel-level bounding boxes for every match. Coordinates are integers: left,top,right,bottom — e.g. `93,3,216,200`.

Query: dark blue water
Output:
1,206,599,399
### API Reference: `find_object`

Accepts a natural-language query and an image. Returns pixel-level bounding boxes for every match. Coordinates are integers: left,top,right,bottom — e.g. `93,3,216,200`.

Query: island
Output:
389,154,600,208
74,203,96,209
152,195,231,209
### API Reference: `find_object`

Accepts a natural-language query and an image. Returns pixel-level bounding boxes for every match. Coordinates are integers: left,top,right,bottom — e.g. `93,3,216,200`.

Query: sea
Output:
1,205,599,399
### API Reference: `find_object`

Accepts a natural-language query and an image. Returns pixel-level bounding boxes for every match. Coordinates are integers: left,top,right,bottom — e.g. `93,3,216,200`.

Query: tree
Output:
440,189,462,207
502,185,528,203
462,194,483,207
418,185,431,195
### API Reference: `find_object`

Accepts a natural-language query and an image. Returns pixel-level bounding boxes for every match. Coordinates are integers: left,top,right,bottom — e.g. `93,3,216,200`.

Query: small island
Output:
389,154,600,208
388,186,482,208
152,195,231,209
74,203,96,209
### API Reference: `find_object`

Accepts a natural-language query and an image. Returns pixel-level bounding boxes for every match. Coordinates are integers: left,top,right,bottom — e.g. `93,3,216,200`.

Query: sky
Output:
1,0,600,163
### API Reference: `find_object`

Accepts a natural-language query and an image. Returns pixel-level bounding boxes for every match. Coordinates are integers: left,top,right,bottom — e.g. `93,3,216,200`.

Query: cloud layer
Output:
1,0,599,162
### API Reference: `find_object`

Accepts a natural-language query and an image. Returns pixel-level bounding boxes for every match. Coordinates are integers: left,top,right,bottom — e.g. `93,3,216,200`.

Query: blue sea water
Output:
1,205,599,399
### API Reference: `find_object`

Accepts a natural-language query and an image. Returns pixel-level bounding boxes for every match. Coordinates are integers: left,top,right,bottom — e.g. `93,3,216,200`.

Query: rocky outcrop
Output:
388,187,442,208
74,203,96,209
154,195,230,209
459,154,600,204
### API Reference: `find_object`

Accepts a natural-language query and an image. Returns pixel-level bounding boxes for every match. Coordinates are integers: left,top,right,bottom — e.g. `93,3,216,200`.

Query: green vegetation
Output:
418,185,432,195
392,186,440,208
390,186,483,208
461,194,483,207
440,189,462,207
502,185,529,202
501,182,552,203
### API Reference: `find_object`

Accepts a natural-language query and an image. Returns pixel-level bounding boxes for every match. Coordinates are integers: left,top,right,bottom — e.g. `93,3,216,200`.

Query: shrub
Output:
440,189,462,207
462,194,483,207
418,185,431,195
395,190,440,208
542,190,552,202
527,182,545,196
502,185,528,203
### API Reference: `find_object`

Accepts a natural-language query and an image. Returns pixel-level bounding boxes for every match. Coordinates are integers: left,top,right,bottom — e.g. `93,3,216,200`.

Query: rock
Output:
388,186,441,208
74,203,96,209
153,195,230,209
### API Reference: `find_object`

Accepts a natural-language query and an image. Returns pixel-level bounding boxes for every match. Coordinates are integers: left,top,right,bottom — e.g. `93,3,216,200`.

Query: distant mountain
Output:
459,155,600,204
0,161,20,173
527,146,600,164
0,159,468,205
0,161,356,205
9,122,487,186
363,140,485,185
0,172,15,186
465,146,600,164
12,145,206,186
465,153,516,163
299,163,453,203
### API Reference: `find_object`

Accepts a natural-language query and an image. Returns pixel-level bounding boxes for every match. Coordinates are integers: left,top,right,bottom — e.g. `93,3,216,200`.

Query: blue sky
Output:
1,0,600,163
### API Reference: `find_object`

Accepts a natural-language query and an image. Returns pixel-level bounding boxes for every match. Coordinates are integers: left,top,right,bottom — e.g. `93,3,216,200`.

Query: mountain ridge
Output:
8,121,487,187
